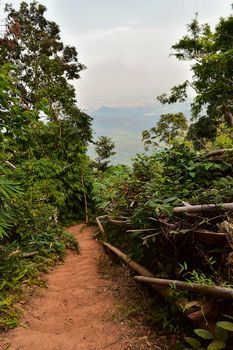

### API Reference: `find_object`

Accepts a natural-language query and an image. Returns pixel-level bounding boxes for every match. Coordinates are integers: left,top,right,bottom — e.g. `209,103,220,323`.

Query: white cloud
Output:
75,26,133,43
70,24,191,109
3,0,232,110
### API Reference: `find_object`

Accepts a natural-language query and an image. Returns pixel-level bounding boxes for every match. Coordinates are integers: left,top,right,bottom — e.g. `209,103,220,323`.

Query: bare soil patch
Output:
0,225,171,350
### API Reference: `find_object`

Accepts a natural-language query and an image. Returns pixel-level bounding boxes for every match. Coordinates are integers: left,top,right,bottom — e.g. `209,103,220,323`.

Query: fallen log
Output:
173,203,233,214
204,149,233,158
96,215,107,238
108,216,130,225
134,276,233,300
102,241,219,328
102,242,159,289
108,218,128,225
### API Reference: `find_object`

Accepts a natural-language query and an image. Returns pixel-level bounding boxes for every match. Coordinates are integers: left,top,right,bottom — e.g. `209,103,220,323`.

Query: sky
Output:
1,0,232,111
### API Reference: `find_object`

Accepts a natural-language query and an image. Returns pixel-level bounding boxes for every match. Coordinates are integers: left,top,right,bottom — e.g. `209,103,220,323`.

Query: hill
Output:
88,102,190,164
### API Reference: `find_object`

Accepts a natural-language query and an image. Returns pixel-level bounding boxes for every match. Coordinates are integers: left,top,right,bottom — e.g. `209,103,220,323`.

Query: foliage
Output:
92,9,233,345
184,315,233,349
19,123,93,223
0,226,78,329
0,1,93,224
0,1,85,122
187,116,218,150
0,63,30,239
93,143,233,335
142,112,188,149
0,63,38,162
94,136,116,171
0,2,91,330
157,13,233,145
0,176,21,238
94,143,233,225
93,165,131,214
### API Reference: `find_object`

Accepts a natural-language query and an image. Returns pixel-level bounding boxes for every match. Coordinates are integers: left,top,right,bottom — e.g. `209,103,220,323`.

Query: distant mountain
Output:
88,102,191,165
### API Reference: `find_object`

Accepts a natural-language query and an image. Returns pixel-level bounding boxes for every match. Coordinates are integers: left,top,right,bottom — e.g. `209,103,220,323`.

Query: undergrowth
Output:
0,228,79,330
93,145,233,348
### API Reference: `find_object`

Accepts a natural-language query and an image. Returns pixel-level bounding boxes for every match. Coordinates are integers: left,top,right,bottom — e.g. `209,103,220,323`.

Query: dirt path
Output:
0,225,133,350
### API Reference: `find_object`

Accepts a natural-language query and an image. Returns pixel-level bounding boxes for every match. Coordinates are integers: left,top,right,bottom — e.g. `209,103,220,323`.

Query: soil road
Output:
0,225,132,350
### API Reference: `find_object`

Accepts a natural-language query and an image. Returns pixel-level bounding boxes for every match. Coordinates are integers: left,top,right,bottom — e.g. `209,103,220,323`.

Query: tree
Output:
142,112,188,149
0,1,87,125
0,1,93,222
187,115,218,150
0,63,38,165
0,64,24,237
94,136,116,171
157,13,233,136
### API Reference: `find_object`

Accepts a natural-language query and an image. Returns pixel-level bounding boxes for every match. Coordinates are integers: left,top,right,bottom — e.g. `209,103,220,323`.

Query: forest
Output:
0,2,233,349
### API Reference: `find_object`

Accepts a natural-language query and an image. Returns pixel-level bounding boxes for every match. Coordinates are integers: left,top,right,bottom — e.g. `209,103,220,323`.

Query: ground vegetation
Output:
0,2,92,329
93,11,233,349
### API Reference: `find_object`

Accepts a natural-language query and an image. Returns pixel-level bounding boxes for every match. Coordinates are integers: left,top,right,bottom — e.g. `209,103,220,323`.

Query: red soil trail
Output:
0,225,130,350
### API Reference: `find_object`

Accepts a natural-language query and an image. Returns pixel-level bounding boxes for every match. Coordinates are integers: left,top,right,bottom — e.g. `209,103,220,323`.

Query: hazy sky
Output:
1,0,232,111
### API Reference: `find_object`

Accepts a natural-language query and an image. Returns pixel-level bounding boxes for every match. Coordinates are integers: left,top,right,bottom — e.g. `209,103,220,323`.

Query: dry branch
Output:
134,276,233,300
99,218,222,327
204,149,233,158
173,203,233,214
96,215,107,237
3,160,16,169
102,241,216,326
22,251,37,258
108,219,128,225
102,242,156,280
108,216,129,225
126,228,158,233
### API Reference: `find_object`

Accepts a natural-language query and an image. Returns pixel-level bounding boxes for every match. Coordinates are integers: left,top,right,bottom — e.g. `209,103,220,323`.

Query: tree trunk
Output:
81,173,88,223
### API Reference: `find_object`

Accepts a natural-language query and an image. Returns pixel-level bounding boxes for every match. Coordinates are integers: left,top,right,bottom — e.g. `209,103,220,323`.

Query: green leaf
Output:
194,329,214,340
184,337,201,348
216,321,233,332
163,196,178,204
215,326,228,342
189,172,196,178
207,339,226,350
147,200,157,208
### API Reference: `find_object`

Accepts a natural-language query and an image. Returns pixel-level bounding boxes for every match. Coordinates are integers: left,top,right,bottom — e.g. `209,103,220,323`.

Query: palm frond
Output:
0,177,21,199
0,177,21,238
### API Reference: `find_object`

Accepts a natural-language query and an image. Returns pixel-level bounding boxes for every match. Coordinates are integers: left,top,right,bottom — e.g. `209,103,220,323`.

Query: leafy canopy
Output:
94,136,116,171
158,13,233,130
142,112,188,149
0,1,86,122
